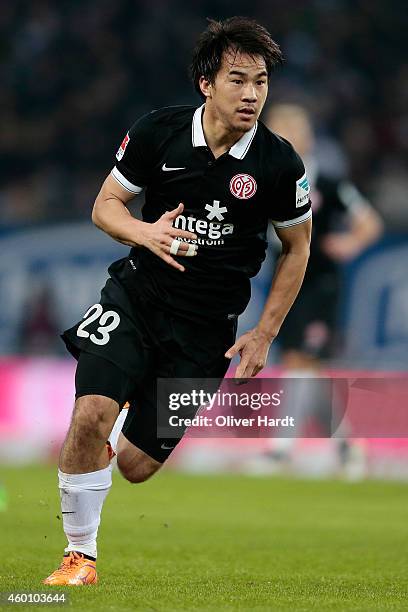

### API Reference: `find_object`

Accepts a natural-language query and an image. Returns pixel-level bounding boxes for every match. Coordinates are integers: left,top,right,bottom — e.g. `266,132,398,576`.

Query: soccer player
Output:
265,103,383,367
43,17,312,585
264,103,383,465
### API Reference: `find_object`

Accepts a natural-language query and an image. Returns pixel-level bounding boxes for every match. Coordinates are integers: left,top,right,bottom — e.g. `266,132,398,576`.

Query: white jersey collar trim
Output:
192,104,207,147
192,104,258,160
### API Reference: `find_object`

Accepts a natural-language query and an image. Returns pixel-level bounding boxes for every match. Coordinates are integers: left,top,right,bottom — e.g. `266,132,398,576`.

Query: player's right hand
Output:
140,203,198,272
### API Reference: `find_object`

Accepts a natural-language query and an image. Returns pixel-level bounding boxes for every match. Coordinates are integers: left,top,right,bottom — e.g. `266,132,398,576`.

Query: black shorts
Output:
62,258,237,463
277,274,339,359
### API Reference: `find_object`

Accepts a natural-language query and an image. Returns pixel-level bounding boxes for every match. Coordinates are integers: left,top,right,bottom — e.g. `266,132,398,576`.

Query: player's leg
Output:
114,311,237,480
44,268,154,585
43,353,135,586
115,379,178,481
59,394,118,474
116,432,162,483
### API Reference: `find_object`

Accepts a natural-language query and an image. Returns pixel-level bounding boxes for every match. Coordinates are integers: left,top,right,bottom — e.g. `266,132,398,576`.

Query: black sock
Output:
64,552,96,562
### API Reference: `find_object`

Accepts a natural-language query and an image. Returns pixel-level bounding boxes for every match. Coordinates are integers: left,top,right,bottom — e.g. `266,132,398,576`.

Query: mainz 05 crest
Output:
229,174,257,199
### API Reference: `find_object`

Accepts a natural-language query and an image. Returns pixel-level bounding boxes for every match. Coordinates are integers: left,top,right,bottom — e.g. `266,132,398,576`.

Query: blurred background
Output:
1,0,407,479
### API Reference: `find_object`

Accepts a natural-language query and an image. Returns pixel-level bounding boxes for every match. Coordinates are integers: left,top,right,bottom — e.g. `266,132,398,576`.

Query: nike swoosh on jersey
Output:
161,443,175,450
162,163,186,172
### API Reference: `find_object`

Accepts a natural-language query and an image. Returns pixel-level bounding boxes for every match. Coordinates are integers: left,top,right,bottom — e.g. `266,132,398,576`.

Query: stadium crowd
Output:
0,0,406,229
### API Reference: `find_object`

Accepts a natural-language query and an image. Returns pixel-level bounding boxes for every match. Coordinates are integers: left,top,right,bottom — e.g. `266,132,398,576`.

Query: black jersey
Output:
306,173,370,281
111,105,311,319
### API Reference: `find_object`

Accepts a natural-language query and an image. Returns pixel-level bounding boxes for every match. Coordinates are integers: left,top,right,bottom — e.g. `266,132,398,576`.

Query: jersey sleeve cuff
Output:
272,208,312,228
111,167,143,194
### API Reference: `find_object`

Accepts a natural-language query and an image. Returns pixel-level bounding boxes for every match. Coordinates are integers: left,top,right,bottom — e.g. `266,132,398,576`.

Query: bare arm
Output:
92,174,198,272
225,217,312,378
92,174,145,247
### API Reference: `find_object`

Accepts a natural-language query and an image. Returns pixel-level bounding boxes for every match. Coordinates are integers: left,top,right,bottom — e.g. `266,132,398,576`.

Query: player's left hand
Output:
225,328,272,379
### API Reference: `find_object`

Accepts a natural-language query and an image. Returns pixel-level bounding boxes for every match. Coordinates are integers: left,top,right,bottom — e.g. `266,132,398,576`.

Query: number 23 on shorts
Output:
77,304,121,346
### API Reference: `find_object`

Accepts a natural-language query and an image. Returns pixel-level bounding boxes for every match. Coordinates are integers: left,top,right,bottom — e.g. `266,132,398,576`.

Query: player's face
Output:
205,51,268,133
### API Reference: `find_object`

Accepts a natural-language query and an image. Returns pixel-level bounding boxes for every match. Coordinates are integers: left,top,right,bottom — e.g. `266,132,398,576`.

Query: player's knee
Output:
117,456,160,484
73,396,116,440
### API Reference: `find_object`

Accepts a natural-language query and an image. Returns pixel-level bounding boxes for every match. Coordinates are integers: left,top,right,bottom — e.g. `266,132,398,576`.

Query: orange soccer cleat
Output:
43,551,97,586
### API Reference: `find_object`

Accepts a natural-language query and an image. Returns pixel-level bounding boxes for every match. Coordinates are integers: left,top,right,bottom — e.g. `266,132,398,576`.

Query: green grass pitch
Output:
0,464,407,611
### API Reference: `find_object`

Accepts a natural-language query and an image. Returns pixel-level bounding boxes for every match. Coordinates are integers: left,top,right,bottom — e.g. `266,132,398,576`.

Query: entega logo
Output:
174,200,234,246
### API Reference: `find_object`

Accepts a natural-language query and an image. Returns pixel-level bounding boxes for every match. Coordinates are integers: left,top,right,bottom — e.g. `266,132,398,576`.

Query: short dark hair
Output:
191,17,283,98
